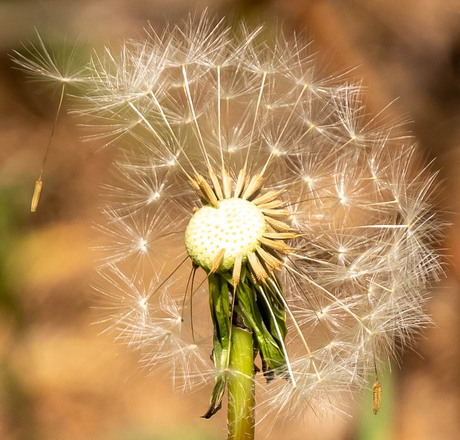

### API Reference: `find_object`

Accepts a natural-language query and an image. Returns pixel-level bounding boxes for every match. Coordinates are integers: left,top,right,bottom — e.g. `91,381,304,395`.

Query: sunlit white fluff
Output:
14,12,443,426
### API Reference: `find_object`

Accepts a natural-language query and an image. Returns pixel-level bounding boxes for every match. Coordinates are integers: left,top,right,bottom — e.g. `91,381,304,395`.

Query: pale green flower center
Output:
185,198,267,272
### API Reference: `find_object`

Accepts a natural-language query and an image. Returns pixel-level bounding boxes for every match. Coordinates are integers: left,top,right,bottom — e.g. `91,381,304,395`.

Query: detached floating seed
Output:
31,178,43,213
29,82,66,213
372,377,382,415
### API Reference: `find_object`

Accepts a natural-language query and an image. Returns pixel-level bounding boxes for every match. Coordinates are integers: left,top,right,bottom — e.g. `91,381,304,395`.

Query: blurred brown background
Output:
1,1,459,439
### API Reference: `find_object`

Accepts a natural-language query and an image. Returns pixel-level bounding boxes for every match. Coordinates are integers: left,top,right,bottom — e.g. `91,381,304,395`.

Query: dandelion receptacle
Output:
13,13,443,440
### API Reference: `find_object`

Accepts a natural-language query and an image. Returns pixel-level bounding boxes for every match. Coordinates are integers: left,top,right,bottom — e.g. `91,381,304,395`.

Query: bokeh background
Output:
1,1,459,439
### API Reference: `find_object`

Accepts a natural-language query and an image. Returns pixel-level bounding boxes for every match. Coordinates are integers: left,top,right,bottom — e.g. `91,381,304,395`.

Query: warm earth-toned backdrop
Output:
1,1,459,439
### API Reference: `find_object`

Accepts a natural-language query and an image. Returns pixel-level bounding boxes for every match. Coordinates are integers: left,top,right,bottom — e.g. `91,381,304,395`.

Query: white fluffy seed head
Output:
184,198,266,271
14,12,444,427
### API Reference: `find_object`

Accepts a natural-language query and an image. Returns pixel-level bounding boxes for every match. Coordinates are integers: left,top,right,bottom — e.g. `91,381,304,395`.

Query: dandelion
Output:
14,13,443,440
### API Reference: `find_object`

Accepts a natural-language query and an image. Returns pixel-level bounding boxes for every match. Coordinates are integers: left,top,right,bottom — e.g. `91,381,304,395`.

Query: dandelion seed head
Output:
185,198,266,271
15,12,444,427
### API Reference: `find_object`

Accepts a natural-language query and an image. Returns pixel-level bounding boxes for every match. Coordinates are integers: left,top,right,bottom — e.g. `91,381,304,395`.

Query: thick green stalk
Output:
227,325,255,440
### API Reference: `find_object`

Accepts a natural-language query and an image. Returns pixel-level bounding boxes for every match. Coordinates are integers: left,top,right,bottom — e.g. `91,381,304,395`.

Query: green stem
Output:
227,325,255,440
